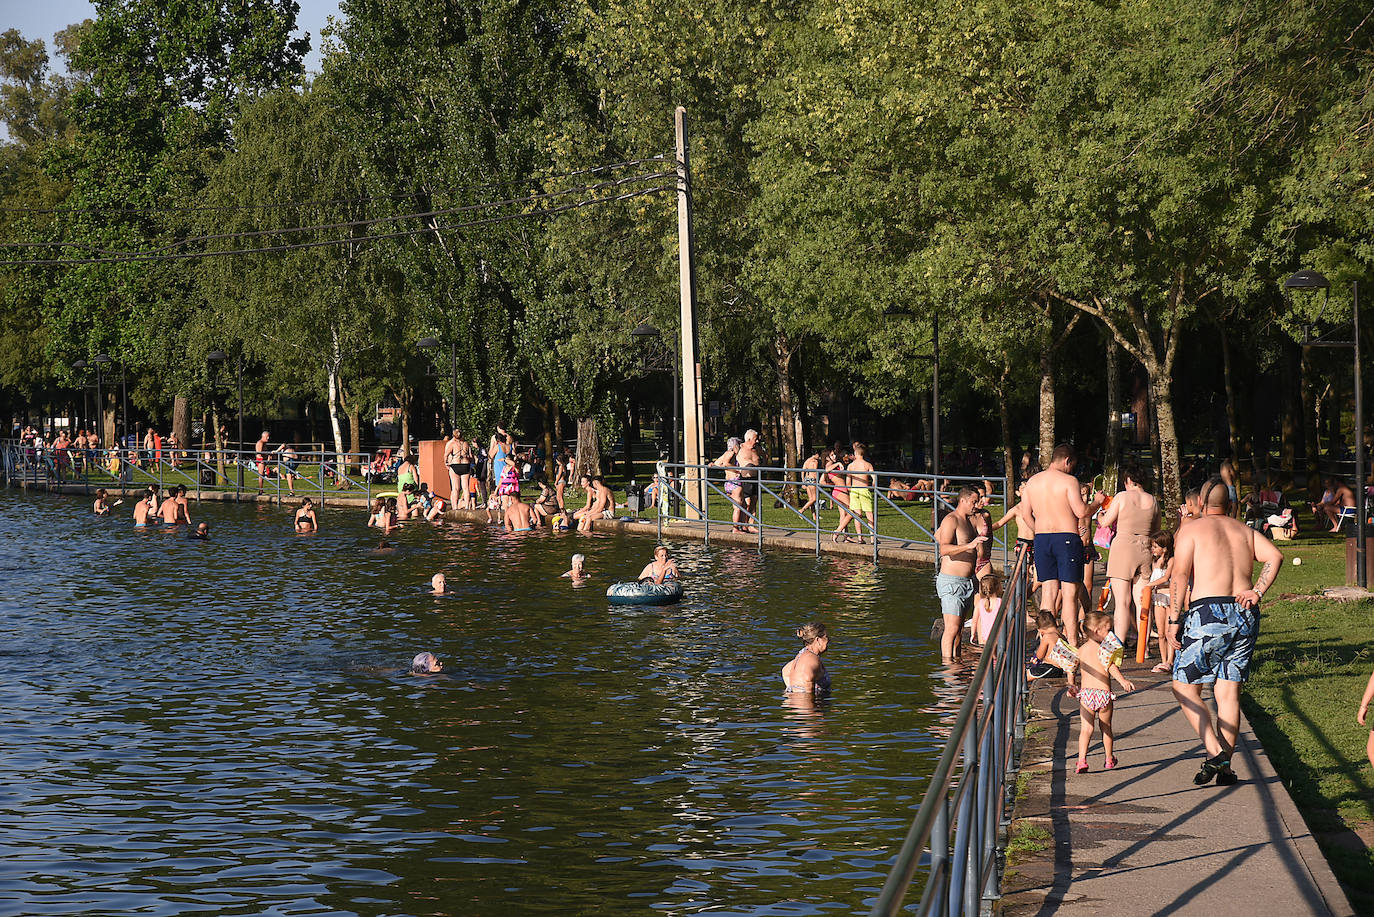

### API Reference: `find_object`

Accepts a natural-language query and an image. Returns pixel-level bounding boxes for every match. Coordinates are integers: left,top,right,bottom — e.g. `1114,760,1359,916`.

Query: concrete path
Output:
1002,666,1356,917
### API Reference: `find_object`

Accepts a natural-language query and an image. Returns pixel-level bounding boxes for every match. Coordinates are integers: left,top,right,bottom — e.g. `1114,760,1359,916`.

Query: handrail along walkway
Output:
870,543,1032,916
653,461,1011,568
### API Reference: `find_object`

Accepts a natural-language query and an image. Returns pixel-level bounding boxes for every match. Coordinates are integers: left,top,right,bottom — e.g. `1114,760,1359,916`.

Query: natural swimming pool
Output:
0,490,969,916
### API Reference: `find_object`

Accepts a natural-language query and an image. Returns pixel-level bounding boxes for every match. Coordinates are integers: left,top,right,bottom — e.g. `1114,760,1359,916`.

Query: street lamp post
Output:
417,337,457,434
207,350,244,491
630,323,679,465
1285,269,1365,588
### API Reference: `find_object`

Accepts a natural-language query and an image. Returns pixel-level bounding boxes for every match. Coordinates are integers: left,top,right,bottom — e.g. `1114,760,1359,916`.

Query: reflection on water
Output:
0,490,967,916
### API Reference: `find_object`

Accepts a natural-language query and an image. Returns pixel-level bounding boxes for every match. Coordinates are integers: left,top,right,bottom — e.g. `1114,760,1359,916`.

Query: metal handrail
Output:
653,462,1011,566
0,442,378,505
869,544,1032,916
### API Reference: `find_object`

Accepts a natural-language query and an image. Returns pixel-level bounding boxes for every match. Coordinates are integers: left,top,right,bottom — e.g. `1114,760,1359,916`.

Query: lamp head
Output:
206,350,228,363
630,323,662,339
92,354,112,365
72,360,87,370
417,336,441,350
1284,269,1330,291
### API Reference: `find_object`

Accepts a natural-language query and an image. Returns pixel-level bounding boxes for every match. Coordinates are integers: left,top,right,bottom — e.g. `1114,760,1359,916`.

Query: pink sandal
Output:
1105,756,1119,770
1075,759,1089,775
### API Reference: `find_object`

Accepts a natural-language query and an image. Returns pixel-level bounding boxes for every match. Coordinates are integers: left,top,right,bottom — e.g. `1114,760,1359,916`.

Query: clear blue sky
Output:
0,0,343,75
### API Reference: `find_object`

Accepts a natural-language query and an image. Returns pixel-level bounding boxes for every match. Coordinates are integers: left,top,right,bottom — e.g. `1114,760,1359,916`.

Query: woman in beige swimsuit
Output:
1099,464,1159,642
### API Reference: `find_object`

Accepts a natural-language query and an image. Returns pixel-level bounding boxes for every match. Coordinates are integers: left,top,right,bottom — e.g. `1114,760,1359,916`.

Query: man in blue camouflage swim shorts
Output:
1169,476,1284,787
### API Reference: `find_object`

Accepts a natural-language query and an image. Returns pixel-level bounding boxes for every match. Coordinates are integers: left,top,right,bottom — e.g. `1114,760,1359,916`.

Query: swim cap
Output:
411,652,441,673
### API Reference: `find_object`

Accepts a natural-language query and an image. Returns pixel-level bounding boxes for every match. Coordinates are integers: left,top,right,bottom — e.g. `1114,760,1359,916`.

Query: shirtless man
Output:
159,488,183,525
173,485,191,524
132,492,155,527
504,494,536,532
254,431,270,493
637,545,680,584
1022,443,1101,645
736,430,764,531
574,475,614,532
847,442,877,542
934,486,987,663
1316,477,1357,533
1170,476,1283,787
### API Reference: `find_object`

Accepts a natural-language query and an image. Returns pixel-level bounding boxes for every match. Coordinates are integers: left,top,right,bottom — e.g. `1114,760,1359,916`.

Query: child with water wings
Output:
969,574,1003,646
1067,609,1135,773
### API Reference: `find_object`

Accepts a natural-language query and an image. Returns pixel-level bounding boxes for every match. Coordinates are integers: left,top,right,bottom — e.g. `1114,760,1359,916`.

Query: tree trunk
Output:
1150,369,1183,516
998,367,1015,498
1038,333,1056,463
542,401,555,481
1219,323,1240,462
775,338,801,501
397,386,412,456
1104,337,1120,492
1300,350,1320,496
326,364,346,464
172,395,191,461
1280,340,1299,477
347,405,361,469
212,405,225,483
574,416,602,479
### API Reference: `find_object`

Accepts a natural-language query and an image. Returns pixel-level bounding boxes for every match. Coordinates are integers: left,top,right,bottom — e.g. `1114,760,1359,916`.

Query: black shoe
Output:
1194,753,1230,786
1215,765,1239,786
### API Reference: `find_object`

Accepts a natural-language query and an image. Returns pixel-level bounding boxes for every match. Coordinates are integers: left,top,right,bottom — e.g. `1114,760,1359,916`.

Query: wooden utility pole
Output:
676,106,706,517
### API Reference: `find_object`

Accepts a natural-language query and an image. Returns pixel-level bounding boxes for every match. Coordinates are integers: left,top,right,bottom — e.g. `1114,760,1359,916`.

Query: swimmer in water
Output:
132,493,155,527
411,651,443,674
159,487,183,525
188,522,210,540
295,497,318,533
781,622,831,694
560,553,588,581
430,573,447,595
636,545,679,584
94,489,111,516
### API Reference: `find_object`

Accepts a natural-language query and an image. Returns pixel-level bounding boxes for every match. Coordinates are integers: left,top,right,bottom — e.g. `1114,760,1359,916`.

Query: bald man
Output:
1169,476,1283,787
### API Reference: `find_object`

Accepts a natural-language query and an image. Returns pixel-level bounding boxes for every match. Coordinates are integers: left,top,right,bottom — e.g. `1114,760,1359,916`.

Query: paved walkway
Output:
1003,666,1356,917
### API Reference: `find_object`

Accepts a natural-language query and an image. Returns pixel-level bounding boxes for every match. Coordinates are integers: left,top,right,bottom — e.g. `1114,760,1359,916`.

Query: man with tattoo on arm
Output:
1169,476,1284,786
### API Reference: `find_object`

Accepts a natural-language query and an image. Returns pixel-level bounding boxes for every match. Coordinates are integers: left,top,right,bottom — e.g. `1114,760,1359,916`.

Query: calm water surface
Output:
0,490,969,916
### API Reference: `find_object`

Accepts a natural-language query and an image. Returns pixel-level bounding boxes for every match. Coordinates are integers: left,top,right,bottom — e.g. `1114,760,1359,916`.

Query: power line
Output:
0,171,677,257
0,155,672,216
0,185,675,266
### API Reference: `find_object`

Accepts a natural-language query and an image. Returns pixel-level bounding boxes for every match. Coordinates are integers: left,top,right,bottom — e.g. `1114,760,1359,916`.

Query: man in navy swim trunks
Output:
1022,443,1102,646
1169,476,1283,787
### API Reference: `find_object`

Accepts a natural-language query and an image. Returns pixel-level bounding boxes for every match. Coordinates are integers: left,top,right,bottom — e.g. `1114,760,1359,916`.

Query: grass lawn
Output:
1238,524,1374,912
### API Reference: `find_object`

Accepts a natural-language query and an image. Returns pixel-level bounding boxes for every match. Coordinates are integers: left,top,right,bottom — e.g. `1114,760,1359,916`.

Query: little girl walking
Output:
1068,610,1136,773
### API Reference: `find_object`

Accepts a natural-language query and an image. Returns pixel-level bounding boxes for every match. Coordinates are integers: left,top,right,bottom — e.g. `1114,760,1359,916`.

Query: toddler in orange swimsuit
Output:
1067,609,1135,773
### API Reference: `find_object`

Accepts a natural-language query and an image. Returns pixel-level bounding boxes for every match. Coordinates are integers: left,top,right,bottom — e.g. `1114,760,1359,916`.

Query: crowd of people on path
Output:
934,442,1304,786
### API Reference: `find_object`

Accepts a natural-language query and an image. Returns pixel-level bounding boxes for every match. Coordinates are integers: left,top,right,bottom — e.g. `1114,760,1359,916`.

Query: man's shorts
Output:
1172,597,1259,684
935,573,976,619
1033,533,1085,583
849,486,874,514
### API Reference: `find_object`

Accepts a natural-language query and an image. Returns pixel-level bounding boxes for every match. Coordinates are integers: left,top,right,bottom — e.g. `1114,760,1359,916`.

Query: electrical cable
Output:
0,154,672,216
0,184,675,266
1,170,678,256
